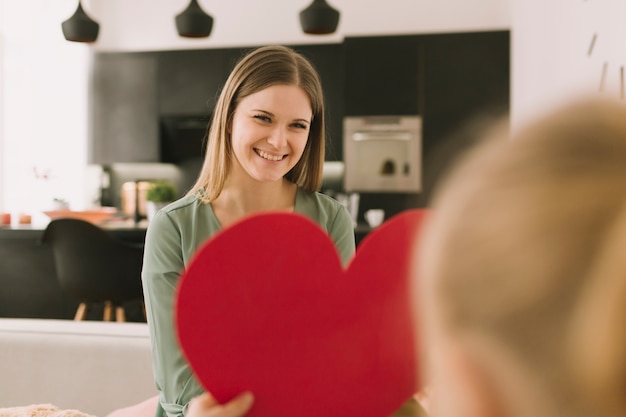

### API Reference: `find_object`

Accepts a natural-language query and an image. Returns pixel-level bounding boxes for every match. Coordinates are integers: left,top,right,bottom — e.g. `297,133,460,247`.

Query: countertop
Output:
2,218,374,246
0,218,148,241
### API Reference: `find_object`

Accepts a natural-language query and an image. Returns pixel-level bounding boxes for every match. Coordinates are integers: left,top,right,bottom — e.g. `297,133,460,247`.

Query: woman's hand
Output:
187,392,254,417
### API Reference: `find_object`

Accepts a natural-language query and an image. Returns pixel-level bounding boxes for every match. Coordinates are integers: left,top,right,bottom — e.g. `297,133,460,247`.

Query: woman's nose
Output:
267,127,288,148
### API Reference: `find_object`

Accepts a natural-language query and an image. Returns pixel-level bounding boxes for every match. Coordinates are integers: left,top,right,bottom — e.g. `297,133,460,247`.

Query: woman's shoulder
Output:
296,188,352,231
296,188,345,213
159,193,200,214
296,189,355,263
146,193,210,231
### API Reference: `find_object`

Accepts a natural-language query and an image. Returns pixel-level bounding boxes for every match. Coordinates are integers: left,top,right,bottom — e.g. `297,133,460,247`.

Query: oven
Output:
343,115,422,193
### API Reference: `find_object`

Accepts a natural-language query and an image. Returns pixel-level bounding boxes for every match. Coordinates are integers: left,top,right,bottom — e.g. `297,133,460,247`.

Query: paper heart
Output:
176,209,427,417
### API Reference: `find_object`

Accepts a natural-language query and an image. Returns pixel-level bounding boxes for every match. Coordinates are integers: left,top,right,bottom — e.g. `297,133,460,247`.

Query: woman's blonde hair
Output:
418,96,626,417
188,45,326,202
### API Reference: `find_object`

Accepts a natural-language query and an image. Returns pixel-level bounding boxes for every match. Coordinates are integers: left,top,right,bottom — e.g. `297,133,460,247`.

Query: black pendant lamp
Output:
62,0,100,43
175,0,214,38
299,0,340,35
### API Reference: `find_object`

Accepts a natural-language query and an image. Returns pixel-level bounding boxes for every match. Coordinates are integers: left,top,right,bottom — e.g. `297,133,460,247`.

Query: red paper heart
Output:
176,209,427,417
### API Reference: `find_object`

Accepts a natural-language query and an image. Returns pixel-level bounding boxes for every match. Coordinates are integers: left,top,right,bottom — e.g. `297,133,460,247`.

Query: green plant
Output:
146,180,177,203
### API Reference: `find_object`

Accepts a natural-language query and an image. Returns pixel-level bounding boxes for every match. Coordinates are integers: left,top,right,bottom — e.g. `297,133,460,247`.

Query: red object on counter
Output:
19,214,32,224
1,213,10,225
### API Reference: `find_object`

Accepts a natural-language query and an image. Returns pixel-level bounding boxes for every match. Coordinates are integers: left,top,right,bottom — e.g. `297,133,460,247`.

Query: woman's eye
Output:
292,122,309,130
253,114,271,123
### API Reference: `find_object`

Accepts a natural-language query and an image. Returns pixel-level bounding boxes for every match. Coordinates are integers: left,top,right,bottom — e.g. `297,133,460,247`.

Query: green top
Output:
142,188,356,417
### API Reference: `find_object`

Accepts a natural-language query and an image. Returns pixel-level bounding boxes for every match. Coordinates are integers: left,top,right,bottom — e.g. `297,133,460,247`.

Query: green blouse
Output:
142,188,356,417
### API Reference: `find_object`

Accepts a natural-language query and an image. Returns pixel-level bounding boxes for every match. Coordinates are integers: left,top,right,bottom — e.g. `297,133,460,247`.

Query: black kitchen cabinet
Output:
291,44,345,161
420,30,510,203
158,47,239,116
344,35,422,116
90,53,159,164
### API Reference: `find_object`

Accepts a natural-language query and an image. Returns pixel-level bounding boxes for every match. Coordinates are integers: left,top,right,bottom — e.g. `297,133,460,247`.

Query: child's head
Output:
416,96,626,417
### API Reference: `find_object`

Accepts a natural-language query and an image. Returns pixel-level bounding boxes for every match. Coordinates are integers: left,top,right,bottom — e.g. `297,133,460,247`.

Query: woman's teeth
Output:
257,150,284,161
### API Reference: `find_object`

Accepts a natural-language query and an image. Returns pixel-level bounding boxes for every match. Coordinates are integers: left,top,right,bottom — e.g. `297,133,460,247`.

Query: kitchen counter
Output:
2,218,371,244
0,219,148,242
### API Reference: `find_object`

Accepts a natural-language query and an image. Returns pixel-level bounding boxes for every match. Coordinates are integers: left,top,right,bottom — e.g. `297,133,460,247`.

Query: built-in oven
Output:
343,115,422,193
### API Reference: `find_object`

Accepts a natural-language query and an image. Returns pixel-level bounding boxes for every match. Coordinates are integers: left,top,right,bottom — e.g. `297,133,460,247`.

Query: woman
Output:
415,96,626,417
141,45,355,417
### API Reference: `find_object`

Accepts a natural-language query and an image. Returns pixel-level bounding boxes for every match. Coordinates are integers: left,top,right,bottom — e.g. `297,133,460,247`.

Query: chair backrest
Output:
41,219,144,304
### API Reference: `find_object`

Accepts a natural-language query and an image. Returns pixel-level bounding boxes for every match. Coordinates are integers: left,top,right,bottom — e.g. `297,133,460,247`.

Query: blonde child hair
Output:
416,96,626,417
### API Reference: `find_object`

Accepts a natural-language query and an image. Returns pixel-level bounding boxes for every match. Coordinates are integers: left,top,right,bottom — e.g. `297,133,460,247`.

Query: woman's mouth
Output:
256,149,286,161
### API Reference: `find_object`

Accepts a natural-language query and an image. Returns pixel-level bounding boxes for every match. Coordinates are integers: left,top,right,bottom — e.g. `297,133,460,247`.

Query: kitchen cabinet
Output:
420,30,510,203
90,53,159,164
294,44,345,161
344,35,422,116
157,48,237,116
422,31,510,149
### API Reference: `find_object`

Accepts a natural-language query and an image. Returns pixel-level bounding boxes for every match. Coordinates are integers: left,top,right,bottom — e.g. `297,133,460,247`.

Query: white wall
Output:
88,0,512,52
0,1,89,216
511,0,626,130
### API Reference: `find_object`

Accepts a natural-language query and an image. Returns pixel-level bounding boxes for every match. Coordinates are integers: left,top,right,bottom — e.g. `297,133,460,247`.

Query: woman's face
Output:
229,84,312,184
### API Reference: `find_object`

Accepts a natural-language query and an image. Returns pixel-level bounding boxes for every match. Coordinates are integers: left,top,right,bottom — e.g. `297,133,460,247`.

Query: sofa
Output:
0,318,157,417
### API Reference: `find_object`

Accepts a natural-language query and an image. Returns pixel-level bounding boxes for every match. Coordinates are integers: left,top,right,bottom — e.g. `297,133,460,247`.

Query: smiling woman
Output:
140,45,357,417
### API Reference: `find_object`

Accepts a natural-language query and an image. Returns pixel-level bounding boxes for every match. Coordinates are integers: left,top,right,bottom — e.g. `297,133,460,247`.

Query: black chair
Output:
41,218,145,322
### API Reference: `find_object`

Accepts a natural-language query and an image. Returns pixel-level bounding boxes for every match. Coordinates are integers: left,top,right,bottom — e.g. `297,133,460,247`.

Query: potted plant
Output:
145,180,177,220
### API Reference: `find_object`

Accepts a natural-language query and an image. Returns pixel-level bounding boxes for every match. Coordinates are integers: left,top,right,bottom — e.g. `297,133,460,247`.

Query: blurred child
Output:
416,96,626,417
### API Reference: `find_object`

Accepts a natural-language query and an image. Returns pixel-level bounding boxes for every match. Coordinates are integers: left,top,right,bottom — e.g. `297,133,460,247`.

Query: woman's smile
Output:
255,148,287,162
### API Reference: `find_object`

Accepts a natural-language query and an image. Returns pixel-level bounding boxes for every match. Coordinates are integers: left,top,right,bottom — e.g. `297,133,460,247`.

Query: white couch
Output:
0,318,157,417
